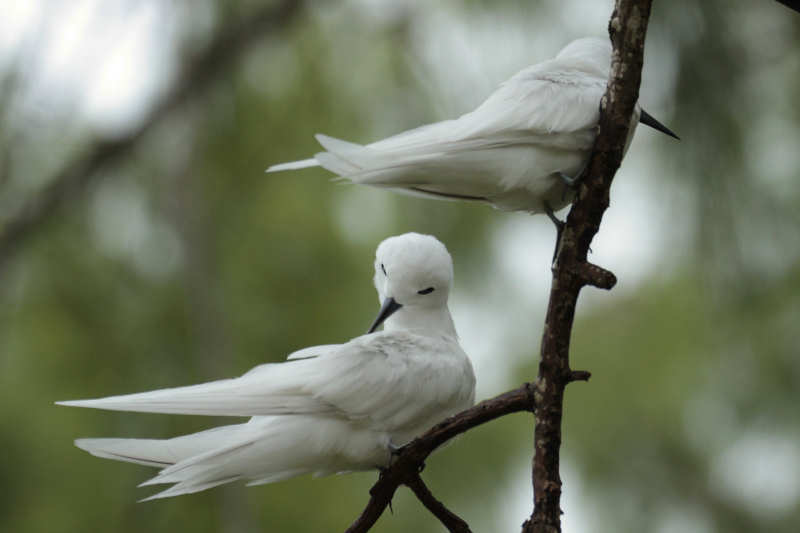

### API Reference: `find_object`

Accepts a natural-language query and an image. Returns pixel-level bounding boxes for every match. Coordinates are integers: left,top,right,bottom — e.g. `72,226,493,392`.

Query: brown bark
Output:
523,2,654,532
405,475,472,533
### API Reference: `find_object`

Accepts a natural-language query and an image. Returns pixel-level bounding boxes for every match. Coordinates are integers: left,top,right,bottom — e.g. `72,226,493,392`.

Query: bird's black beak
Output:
367,297,403,334
639,109,680,140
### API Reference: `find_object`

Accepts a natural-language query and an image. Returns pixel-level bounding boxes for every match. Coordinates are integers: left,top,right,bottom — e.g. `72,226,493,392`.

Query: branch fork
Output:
345,384,537,532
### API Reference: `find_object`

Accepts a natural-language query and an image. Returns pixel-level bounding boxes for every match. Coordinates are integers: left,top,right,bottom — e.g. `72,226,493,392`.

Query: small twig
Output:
575,262,617,290
774,0,800,14
345,384,536,532
568,371,592,383
405,474,472,533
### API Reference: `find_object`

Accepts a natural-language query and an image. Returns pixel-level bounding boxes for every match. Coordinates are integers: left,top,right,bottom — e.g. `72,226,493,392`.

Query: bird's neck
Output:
383,305,458,339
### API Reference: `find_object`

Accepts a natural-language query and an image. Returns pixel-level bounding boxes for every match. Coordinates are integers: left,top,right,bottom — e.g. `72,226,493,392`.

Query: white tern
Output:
57,233,475,501
267,37,678,216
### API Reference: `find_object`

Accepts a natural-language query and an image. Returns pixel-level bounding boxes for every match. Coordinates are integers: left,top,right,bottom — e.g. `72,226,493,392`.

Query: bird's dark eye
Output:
381,263,387,276
417,287,435,295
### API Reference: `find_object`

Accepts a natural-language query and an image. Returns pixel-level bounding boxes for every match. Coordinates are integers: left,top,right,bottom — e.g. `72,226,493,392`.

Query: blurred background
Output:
0,0,798,532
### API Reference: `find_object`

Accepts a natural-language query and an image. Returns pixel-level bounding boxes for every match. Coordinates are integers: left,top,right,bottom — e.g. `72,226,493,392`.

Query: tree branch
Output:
0,0,302,270
522,2,654,533
774,0,800,14
405,475,472,533
345,384,537,533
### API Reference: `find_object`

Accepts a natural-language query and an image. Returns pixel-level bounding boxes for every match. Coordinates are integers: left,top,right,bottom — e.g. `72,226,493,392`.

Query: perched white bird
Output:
57,233,475,501
267,37,677,215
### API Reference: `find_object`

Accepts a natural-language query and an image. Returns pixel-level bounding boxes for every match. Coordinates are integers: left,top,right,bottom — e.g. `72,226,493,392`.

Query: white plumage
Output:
58,233,475,501
267,37,677,214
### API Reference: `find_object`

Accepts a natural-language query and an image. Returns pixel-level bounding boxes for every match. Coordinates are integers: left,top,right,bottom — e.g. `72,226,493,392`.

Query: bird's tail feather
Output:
138,418,330,500
74,422,266,501
139,475,242,502
72,417,355,500
75,424,246,469
265,158,319,172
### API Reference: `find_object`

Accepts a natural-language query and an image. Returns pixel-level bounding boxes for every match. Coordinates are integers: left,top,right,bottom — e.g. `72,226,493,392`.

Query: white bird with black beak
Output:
57,233,475,501
267,37,678,218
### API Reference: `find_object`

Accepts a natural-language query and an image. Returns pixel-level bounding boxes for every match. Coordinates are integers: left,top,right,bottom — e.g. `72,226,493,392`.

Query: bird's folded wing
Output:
267,64,606,177
456,69,607,146
315,135,585,200
305,332,474,431
305,77,604,195
56,358,338,417
56,334,471,425
367,73,606,157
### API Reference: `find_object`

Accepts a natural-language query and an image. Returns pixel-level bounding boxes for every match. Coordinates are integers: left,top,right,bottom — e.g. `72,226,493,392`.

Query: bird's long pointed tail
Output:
265,158,320,172
75,423,247,469
71,417,355,500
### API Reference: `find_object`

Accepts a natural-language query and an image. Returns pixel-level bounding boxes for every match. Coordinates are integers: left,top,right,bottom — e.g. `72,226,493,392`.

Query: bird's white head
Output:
367,233,456,336
555,37,612,78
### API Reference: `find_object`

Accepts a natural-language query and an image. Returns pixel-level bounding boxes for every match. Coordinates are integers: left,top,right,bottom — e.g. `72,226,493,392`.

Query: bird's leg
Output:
544,201,565,265
546,199,593,257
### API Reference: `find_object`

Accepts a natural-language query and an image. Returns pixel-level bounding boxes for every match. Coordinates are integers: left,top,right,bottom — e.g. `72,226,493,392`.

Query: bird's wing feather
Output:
266,158,319,172
364,70,606,157
456,66,607,142
285,343,342,360
56,359,338,417
267,57,607,180
304,74,604,195
55,333,472,425
305,332,475,432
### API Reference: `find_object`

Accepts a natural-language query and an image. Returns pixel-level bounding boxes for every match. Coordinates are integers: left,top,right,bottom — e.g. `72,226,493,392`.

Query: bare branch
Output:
0,0,302,269
568,370,592,383
774,0,800,14
405,475,472,533
345,384,536,533
523,1,654,532
575,262,617,290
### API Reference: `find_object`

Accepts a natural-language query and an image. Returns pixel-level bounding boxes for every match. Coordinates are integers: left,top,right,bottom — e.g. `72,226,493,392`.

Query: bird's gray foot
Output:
558,172,579,187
